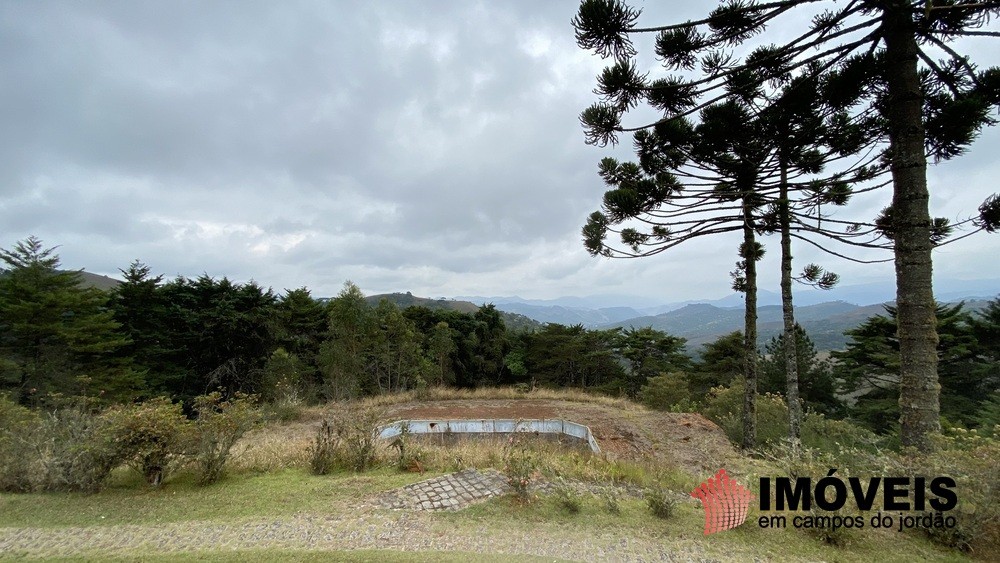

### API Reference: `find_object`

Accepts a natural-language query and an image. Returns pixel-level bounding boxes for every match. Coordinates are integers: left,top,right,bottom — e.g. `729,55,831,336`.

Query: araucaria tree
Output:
581,78,887,448
574,0,1000,451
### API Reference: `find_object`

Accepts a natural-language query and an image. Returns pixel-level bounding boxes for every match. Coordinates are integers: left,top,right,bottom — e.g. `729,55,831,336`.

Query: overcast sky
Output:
2,1,998,304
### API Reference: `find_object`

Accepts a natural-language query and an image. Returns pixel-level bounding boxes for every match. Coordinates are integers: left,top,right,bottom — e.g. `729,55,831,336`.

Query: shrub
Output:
645,487,675,519
261,348,307,422
34,405,122,492
0,396,39,492
640,372,693,411
552,478,582,514
801,412,883,454
700,379,789,447
103,397,189,486
310,406,387,474
189,392,261,485
602,487,622,515
895,431,1000,552
502,431,537,501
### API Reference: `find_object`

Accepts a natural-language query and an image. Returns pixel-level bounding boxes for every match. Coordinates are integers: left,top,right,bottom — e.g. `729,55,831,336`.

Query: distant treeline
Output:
1,237,998,436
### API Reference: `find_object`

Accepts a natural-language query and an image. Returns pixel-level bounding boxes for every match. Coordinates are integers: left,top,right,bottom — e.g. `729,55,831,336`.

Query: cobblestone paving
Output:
377,468,510,510
375,468,647,512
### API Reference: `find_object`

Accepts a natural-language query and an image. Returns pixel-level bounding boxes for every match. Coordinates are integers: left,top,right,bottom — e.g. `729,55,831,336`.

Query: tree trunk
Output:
883,2,940,451
779,161,802,446
742,197,759,451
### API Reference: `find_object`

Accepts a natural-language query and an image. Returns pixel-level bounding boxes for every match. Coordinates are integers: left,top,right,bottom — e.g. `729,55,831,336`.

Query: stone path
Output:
376,468,647,512
377,468,510,511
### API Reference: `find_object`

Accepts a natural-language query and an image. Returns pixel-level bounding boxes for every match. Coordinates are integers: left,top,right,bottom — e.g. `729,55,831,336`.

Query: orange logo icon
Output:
690,468,755,535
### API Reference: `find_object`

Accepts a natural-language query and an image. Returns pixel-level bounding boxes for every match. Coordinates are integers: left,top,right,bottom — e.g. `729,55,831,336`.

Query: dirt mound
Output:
382,398,735,474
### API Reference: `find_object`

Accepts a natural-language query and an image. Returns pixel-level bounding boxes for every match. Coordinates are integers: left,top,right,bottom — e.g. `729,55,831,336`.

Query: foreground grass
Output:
446,494,969,563
1,468,971,562
0,467,432,528
40,550,565,562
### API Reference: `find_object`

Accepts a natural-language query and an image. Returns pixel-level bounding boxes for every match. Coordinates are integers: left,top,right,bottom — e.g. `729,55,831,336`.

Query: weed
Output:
390,421,425,473
502,430,538,501
601,487,622,515
552,478,582,514
645,487,675,519
309,419,338,475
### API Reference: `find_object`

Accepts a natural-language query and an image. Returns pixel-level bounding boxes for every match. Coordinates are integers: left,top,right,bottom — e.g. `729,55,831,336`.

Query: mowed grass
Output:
2,467,970,562
37,550,568,563
0,467,434,528
443,493,971,563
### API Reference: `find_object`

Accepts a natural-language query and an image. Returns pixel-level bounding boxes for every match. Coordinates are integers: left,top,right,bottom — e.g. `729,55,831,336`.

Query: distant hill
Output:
366,292,480,314
366,292,542,332
604,299,991,352
0,269,122,291
488,302,643,327
77,271,122,291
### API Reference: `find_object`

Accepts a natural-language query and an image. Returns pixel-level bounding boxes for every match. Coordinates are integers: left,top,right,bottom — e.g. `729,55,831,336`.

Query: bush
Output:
103,397,189,486
189,392,261,485
0,396,40,492
261,348,308,422
896,431,1000,552
310,406,386,474
700,379,789,448
645,487,676,519
801,412,883,454
553,479,582,514
34,405,122,492
640,372,693,411
502,431,537,501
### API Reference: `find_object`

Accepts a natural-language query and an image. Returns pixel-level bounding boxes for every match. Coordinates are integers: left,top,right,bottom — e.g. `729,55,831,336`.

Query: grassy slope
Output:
0,389,978,561
0,466,969,562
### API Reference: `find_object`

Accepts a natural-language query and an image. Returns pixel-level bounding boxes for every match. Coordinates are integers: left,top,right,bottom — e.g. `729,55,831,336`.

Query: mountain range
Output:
459,279,999,352
67,271,1000,353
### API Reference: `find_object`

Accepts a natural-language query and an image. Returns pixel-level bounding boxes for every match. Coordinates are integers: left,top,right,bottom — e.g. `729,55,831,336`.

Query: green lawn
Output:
0,467,976,562
0,467,432,528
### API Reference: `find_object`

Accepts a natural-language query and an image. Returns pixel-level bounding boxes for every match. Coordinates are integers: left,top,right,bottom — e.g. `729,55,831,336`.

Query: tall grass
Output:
348,386,643,411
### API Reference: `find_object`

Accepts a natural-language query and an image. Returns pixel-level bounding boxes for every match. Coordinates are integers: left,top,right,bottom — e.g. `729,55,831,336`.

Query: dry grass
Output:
229,420,314,472
228,387,709,491
351,386,644,411
230,412,689,493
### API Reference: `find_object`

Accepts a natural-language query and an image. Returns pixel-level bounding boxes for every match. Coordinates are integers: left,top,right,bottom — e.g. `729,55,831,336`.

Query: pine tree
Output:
759,325,844,416
834,302,988,432
0,237,143,404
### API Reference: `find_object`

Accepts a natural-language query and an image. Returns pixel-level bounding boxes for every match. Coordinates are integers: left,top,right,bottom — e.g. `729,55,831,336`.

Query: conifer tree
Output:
0,237,143,403
573,0,1000,450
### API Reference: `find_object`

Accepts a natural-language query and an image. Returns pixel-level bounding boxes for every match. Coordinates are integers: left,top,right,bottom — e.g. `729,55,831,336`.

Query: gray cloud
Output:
1,1,998,303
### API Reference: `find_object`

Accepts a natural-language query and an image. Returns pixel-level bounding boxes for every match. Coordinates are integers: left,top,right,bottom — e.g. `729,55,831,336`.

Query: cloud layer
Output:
2,1,998,302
